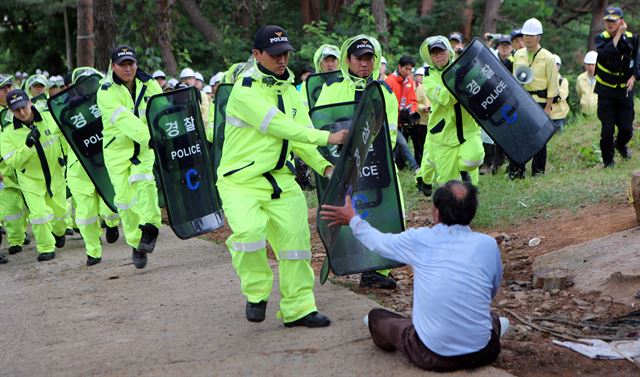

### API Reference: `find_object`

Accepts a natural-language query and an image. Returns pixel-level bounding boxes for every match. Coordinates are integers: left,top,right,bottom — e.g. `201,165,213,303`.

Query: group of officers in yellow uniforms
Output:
0,6,634,330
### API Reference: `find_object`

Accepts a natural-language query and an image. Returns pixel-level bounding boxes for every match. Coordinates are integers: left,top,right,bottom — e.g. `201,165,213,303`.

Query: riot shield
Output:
47,74,117,212
315,82,404,282
306,71,342,110
146,86,224,239
211,83,233,182
442,38,555,165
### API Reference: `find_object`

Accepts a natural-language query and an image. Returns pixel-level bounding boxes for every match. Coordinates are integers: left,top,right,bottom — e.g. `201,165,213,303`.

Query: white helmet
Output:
209,72,224,86
521,18,543,35
584,50,598,64
381,56,387,65
415,67,425,76
203,85,212,94
554,54,561,65
152,70,166,79
194,72,204,82
179,68,195,79
43,70,50,78
36,68,42,75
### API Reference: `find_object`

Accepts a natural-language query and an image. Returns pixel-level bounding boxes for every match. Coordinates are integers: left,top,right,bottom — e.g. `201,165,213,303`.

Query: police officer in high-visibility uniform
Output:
418,36,484,186
218,25,348,327
1,75,30,263
576,51,598,116
24,74,49,111
594,6,639,167
1,89,67,261
300,44,340,110
510,18,558,178
97,45,162,269
315,35,401,289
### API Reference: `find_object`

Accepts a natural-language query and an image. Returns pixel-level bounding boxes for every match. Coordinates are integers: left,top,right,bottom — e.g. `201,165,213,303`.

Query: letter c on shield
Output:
186,168,200,191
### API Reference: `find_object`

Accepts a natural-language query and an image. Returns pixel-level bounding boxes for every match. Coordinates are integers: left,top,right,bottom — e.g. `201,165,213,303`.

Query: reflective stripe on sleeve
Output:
110,106,128,125
227,115,251,128
128,174,154,184
31,214,54,225
389,122,398,132
230,239,266,252
75,216,98,225
4,211,25,221
280,250,311,260
2,150,15,161
259,107,279,134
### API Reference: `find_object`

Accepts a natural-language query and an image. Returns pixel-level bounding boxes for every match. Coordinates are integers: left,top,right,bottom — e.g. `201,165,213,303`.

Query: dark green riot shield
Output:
305,71,342,110
47,74,116,211
211,83,233,182
441,38,556,165
315,82,404,283
146,87,224,239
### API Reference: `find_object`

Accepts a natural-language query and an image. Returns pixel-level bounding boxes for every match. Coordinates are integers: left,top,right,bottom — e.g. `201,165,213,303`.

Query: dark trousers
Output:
408,125,428,165
597,95,634,165
368,308,501,372
508,102,548,177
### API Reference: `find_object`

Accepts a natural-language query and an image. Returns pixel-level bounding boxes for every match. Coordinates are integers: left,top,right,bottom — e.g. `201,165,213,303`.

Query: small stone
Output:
498,299,509,308
550,289,560,296
573,298,590,306
540,303,553,311
544,292,551,299
582,326,591,334
562,305,572,310
581,313,598,322
559,291,569,297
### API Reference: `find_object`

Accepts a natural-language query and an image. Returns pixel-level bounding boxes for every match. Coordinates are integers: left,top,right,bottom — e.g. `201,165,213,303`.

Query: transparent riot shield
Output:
146,86,224,239
315,82,404,283
47,74,116,212
211,83,233,182
306,71,342,110
441,38,556,165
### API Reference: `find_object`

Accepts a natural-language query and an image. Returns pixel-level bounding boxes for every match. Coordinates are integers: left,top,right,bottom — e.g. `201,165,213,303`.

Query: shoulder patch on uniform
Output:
601,31,611,38
136,69,153,82
625,31,633,38
380,81,393,94
326,76,344,86
101,82,112,90
242,77,253,87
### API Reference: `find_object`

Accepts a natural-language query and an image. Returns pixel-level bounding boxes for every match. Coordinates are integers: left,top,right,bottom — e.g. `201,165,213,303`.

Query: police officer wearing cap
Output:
97,45,163,269
0,75,30,263
1,89,68,261
217,25,348,327
594,6,639,167
448,32,465,56
300,44,340,110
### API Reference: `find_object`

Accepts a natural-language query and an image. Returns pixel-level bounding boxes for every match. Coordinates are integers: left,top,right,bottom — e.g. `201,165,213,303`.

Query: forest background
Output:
1,0,638,109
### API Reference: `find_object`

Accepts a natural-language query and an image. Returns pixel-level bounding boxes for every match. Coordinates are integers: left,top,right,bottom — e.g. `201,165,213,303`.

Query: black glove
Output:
410,111,421,125
415,177,433,197
25,128,40,148
399,108,411,125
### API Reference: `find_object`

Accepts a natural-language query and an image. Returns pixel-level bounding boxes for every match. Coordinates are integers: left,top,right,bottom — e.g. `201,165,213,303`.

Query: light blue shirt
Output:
349,216,502,356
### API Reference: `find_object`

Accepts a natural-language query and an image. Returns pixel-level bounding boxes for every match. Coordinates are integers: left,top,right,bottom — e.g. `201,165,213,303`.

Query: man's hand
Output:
327,129,349,145
323,166,334,179
626,76,635,92
619,20,627,36
320,195,356,227
25,128,41,148
544,103,553,115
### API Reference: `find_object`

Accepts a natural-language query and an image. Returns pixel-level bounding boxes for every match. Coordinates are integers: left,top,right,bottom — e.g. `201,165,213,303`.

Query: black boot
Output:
23,232,31,246
131,248,147,269
246,301,268,323
105,226,119,244
360,271,397,289
138,223,159,253
53,233,65,248
8,245,22,255
86,255,102,266
37,252,56,262
284,312,331,328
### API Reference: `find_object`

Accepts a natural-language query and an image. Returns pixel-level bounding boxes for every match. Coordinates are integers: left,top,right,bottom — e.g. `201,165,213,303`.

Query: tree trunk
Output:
177,0,221,44
63,6,73,72
480,0,501,34
371,0,389,48
326,0,344,31
302,0,311,25
156,0,177,76
236,1,251,38
76,0,94,68
588,0,606,51
94,0,117,71
462,0,474,42
310,0,321,21
418,0,434,36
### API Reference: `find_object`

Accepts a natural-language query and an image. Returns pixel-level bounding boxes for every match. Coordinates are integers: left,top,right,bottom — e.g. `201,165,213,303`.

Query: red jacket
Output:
385,72,418,113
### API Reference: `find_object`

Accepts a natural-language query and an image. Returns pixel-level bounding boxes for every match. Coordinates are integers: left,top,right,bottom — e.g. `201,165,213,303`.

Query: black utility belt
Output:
527,89,547,98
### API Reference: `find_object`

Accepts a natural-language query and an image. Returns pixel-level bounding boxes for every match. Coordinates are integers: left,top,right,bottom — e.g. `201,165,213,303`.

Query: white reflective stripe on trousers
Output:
31,214,54,225
4,211,25,221
116,198,137,211
110,106,128,125
231,239,266,252
462,159,483,168
259,107,279,134
280,250,311,260
75,216,98,225
128,174,154,184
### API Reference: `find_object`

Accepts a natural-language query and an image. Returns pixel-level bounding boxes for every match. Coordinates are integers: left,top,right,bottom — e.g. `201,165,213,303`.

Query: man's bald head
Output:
433,181,478,225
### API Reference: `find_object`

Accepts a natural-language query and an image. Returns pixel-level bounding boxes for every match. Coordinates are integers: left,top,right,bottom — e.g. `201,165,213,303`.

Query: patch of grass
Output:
304,102,639,230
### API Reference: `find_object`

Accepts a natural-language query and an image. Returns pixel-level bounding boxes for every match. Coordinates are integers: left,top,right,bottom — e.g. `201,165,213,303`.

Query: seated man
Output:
320,181,508,372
